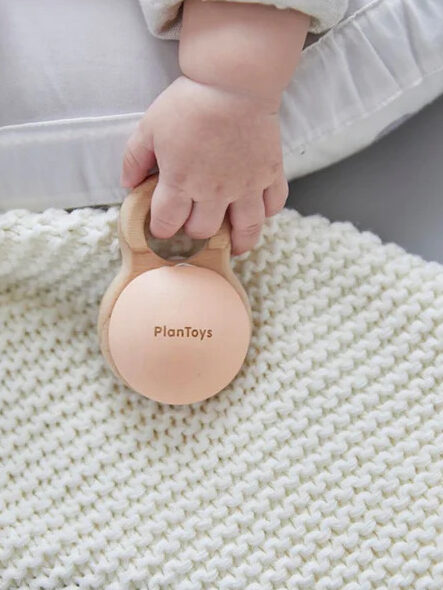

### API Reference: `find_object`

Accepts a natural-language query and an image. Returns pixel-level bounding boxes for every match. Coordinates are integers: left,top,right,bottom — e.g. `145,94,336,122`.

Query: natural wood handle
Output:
120,173,231,268
116,174,251,309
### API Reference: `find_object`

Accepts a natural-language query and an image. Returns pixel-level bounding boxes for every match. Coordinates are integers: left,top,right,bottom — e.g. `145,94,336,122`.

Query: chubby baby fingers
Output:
121,119,156,189
184,199,228,240
149,181,193,239
263,174,289,218
228,194,265,256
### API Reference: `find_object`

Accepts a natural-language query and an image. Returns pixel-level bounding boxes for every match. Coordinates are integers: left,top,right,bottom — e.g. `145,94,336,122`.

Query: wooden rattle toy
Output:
98,174,252,405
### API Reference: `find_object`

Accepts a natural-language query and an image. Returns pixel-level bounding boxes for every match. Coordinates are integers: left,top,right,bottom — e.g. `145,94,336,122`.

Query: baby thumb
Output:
121,122,156,189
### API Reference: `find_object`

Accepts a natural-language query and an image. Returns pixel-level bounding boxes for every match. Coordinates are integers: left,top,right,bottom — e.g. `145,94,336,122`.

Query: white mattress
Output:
1,0,442,210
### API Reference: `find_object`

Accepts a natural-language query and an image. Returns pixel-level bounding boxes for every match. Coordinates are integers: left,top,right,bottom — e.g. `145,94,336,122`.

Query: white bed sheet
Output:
1,0,442,210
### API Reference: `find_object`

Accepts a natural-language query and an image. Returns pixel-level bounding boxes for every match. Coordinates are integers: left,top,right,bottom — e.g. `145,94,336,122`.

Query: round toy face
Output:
108,265,251,404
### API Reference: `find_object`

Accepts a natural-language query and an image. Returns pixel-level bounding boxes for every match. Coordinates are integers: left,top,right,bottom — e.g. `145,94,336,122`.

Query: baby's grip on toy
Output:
97,174,252,405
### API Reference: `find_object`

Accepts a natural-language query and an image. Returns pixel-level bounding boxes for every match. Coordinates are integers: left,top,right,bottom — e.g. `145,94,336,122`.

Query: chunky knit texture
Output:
0,206,442,589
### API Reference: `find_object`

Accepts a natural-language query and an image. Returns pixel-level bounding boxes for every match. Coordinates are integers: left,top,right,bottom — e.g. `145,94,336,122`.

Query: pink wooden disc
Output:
108,264,251,405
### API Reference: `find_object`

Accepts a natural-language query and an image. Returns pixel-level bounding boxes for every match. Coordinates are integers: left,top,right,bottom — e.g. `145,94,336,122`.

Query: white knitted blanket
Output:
0,206,442,590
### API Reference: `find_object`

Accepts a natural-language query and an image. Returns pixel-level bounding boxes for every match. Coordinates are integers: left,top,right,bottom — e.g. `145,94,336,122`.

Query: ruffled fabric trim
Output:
279,0,443,177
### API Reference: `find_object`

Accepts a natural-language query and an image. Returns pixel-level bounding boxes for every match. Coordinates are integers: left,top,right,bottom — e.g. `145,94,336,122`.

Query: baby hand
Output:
121,75,288,255
121,0,309,254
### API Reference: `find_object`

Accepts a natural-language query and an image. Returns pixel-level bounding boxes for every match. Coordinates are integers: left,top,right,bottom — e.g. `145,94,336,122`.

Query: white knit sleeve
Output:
137,0,349,40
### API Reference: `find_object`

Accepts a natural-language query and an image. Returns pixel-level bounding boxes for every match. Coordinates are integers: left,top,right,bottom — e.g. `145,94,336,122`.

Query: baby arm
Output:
121,0,309,254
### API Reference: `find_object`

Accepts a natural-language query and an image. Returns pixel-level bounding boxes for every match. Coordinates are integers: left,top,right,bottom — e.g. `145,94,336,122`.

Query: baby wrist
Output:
179,0,309,111
179,72,283,112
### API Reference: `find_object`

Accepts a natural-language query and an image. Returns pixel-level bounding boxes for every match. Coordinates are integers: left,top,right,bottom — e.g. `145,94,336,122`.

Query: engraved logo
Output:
154,326,213,341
